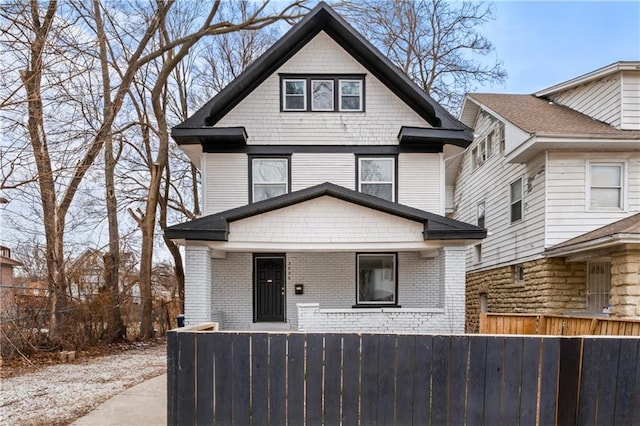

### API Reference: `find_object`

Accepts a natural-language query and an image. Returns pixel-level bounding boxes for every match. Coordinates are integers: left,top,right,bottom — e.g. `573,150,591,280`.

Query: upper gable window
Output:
283,79,306,111
280,74,365,112
252,157,289,202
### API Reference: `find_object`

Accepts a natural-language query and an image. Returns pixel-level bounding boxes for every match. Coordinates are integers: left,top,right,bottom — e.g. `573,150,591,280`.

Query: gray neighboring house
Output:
452,62,640,332
165,2,485,333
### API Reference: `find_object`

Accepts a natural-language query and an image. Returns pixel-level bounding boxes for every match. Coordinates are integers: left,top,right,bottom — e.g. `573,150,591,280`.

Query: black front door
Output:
255,256,285,322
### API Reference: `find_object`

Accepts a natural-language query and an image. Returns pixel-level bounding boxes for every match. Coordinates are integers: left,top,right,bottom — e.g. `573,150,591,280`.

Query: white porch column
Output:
184,245,212,326
439,246,467,333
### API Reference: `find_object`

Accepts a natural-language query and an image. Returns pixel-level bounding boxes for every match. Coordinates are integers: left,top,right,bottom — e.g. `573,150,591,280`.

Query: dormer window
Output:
280,74,365,112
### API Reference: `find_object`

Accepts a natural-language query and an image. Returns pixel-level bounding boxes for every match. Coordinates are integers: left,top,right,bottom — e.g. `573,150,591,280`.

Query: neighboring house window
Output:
589,163,623,210
357,253,396,305
510,177,523,223
487,131,495,158
251,157,289,202
280,75,365,112
339,80,362,111
471,148,478,169
311,80,334,111
474,244,482,264
477,201,485,228
472,139,487,170
282,79,306,111
358,157,395,201
514,264,524,283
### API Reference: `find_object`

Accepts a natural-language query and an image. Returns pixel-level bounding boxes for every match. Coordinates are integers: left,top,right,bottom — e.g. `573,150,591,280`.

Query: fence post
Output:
538,314,546,335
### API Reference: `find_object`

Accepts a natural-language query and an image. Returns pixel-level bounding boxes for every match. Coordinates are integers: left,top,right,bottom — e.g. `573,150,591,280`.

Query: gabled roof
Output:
546,213,640,257
466,93,640,138
172,2,471,143
164,182,486,241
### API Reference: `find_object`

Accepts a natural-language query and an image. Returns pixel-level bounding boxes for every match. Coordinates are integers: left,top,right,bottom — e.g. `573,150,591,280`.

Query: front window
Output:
510,177,523,223
252,158,288,202
589,163,623,210
358,157,395,201
283,79,306,111
339,80,362,111
311,80,334,111
357,254,396,305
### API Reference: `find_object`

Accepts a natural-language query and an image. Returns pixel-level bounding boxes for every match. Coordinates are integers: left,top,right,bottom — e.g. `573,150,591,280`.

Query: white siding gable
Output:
216,31,430,145
398,153,442,213
621,70,640,130
548,74,622,128
290,153,354,191
204,153,248,214
228,196,424,243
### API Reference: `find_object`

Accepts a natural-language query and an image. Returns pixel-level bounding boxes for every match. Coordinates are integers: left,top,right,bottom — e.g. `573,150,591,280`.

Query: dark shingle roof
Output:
468,93,640,138
164,182,486,241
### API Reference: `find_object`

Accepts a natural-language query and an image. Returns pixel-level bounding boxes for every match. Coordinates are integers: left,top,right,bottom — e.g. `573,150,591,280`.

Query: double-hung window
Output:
339,80,362,111
283,79,306,111
589,163,624,210
477,202,486,228
358,157,395,201
357,253,396,305
311,80,334,111
510,177,523,223
251,157,289,202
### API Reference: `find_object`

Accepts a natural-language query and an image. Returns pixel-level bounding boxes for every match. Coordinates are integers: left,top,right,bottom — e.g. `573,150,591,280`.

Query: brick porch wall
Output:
465,258,587,333
610,246,640,318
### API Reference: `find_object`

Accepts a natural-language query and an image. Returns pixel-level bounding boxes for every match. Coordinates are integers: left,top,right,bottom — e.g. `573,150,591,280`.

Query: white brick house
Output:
165,2,485,333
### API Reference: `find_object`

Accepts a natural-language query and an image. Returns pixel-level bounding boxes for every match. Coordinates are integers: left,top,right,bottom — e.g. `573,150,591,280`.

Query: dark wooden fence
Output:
167,331,640,425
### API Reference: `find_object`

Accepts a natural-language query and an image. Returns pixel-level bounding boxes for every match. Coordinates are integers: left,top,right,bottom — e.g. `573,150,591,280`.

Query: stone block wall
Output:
465,258,587,332
610,246,640,318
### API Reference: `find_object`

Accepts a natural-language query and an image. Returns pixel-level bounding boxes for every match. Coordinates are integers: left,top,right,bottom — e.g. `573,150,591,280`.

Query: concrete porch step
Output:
249,322,292,331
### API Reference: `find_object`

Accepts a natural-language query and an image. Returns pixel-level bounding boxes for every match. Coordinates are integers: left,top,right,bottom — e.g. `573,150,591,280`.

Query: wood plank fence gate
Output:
167,330,640,425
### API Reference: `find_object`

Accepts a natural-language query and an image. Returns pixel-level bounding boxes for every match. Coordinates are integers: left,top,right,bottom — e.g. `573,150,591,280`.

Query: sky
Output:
475,0,640,94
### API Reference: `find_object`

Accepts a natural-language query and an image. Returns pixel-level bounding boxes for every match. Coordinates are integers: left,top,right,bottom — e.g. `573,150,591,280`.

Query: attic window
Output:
280,74,365,112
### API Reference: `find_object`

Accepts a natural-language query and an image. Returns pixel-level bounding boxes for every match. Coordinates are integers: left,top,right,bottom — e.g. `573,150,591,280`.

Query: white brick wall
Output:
211,253,253,330
184,246,212,326
229,196,424,243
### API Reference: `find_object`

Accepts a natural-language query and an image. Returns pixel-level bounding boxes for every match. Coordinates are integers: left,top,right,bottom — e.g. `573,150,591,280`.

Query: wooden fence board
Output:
251,333,269,426
614,339,637,426
519,337,540,426
466,336,487,426
557,338,581,425
377,335,397,425
431,335,449,425
306,333,323,426
361,334,380,425
268,334,287,426
633,343,640,426
502,337,523,424
231,333,250,426
596,338,620,426
395,335,415,426
287,334,305,426
577,338,601,425
412,335,432,425
213,333,232,425
341,334,360,426
449,336,468,426
324,334,342,425
538,338,559,425
196,333,214,425
484,336,504,425
176,332,196,426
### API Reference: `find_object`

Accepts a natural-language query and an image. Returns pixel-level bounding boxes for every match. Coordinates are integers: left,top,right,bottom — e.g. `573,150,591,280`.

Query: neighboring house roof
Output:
467,93,640,138
172,1,472,145
164,182,486,241
535,61,640,97
546,213,640,257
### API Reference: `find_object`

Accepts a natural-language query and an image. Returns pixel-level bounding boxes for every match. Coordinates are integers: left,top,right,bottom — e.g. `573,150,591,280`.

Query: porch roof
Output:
164,182,486,242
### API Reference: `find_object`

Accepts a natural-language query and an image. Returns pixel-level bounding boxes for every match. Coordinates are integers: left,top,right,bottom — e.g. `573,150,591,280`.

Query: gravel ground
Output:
0,343,166,426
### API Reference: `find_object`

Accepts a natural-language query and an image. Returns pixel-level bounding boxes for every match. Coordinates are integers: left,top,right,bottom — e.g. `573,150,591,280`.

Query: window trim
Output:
354,252,398,307
282,79,307,111
248,155,292,203
279,74,365,113
474,244,482,264
339,79,363,111
477,201,485,229
510,177,523,224
586,161,626,212
356,155,397,202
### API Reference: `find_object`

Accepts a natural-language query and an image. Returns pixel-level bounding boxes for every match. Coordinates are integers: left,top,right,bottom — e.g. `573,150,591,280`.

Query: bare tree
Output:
341,0,506,112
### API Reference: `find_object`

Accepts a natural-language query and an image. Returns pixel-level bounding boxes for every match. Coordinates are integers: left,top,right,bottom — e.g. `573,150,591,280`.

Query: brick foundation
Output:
465,258,587,332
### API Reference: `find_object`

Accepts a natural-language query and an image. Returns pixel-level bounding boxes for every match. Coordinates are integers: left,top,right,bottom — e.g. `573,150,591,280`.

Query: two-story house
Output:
454,62,640,332
165,3,485,333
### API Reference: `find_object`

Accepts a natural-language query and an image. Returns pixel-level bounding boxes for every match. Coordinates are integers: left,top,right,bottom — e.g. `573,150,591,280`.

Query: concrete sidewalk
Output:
72,374,166,426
